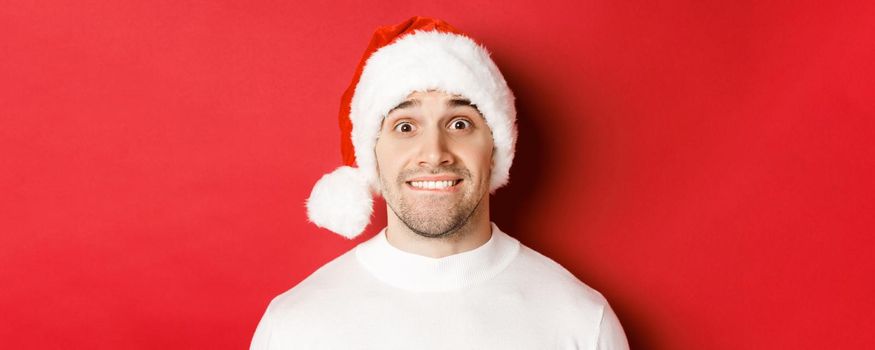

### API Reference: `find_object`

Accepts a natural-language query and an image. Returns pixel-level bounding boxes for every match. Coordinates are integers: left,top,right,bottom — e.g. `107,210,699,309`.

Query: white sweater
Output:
250,223,629,349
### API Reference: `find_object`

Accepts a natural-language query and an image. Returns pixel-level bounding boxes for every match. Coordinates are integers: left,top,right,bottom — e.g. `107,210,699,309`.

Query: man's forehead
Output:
388,92,480,115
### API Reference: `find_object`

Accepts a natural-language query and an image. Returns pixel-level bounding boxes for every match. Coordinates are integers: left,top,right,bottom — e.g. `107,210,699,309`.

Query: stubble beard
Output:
381,166,486,240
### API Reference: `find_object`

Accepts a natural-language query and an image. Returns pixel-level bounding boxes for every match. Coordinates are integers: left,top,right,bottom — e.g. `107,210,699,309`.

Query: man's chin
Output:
399,213,467,238
406,223,463,238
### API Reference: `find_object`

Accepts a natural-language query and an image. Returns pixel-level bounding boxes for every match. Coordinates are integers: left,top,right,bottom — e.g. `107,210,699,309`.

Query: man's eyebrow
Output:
387,99,421,115
447,97,481,115
447,97,472,108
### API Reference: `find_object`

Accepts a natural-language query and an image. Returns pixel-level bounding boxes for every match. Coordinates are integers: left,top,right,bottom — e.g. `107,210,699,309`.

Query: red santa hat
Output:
306,16,517,239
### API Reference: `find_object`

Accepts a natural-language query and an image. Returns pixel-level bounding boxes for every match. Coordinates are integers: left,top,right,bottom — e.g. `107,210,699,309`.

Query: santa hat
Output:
306,16,517,239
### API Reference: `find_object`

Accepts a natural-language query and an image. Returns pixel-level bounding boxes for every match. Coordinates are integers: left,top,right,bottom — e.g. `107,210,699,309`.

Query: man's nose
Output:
416,127,454,168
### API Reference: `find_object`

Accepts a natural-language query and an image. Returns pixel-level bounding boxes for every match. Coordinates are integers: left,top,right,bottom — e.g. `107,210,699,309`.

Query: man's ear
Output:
372,153,384,197
492,145,497,163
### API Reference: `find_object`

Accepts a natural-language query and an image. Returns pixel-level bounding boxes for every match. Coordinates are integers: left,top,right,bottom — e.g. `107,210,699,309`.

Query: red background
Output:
2,1,873,349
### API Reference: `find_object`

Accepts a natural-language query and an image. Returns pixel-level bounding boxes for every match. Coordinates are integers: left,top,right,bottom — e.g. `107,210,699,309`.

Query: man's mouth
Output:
405,179,463,191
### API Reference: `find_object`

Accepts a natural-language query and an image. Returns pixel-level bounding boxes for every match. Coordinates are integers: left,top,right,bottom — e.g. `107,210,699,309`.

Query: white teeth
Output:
410,180,456,189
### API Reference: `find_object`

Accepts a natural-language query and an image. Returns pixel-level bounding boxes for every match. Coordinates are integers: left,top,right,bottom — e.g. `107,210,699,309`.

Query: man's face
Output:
375,90,494,238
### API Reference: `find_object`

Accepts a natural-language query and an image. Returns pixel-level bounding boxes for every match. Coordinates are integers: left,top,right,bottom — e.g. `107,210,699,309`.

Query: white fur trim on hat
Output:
306,166,373,239
350,30,517,193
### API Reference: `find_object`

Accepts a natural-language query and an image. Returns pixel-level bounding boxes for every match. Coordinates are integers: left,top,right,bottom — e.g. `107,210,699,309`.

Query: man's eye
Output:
393,122,414,133
450,119,472,130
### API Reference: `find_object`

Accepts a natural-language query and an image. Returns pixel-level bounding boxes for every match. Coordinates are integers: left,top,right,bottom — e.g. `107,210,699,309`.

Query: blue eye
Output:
394,122,414,133
450,119,472,130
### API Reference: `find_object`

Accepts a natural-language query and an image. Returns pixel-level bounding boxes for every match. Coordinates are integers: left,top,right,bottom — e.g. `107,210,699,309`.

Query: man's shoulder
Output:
507,242,610,308
253,247,382,345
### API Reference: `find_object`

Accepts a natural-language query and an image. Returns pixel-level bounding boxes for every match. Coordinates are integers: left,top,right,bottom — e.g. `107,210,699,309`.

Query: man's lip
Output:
405,175,463,182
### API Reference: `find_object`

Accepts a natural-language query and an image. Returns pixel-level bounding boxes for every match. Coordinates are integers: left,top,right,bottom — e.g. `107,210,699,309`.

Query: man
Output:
250,16,630,349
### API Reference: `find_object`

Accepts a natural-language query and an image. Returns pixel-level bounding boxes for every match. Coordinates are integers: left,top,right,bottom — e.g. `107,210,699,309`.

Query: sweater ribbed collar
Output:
355,222,520,292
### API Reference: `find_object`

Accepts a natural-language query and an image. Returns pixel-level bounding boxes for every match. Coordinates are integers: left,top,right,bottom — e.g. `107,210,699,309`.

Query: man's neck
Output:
384,199,492,259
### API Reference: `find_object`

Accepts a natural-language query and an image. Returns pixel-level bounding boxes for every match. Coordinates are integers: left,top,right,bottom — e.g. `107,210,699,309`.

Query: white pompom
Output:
306,166,373,239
